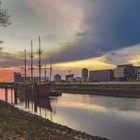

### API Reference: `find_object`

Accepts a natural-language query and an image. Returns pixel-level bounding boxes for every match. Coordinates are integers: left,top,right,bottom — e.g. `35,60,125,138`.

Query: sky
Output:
0,0,140,81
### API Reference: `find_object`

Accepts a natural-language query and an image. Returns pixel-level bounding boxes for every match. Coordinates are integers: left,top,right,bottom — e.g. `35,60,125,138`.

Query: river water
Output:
0,88,140,140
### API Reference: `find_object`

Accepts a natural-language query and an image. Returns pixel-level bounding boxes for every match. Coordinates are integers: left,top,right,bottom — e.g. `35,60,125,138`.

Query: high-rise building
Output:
13,72,23,83
54,74,61,83
81,68,88,82
65,74,74,82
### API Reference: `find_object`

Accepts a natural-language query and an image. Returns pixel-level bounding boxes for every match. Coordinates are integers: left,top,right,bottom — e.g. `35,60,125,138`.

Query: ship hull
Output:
33,83,52,97
17,83,52,97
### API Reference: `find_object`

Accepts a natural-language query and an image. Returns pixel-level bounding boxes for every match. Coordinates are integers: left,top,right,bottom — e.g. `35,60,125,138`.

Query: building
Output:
135,67,140,81
114,64,137,81
54,74,61,83
75,77,82,83
65,74,74,82
13,72,23,83
13,72,49,85
89,70,114,82
81,68,88,82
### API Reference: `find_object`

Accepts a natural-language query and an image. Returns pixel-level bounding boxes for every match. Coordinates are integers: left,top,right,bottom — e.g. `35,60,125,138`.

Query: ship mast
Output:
24,49,27,81
44,60,47,83
30,40,33,85
38,36,42,84
50,57,52,82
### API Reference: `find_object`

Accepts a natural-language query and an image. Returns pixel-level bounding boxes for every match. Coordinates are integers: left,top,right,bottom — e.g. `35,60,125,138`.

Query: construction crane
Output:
68,70,72,75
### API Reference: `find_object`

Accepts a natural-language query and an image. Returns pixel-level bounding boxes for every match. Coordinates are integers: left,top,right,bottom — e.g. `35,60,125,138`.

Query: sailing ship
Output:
19,36,52,97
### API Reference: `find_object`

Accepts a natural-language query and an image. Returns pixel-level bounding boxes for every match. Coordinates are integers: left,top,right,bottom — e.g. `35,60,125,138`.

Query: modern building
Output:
114,64,137,81
136,67,140,81
65,74,74,82
81,68,88,82
89,70,114,82
54,74,61,83
13,72,23,83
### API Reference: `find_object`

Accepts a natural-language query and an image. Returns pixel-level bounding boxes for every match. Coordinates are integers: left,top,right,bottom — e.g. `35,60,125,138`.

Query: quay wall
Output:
53,83,140,98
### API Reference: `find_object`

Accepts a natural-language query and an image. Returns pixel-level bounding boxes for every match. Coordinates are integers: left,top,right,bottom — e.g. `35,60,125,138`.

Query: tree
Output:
0,1,11,27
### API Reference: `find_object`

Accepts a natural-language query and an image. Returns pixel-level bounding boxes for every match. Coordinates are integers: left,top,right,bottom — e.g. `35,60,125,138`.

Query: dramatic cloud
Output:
54,56,115,70
0,0,140,77
104,44,140,65
0,52,23,68
49,0,140,62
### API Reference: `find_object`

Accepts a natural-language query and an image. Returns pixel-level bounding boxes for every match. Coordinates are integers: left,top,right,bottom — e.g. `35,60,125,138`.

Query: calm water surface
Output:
0,88,140,140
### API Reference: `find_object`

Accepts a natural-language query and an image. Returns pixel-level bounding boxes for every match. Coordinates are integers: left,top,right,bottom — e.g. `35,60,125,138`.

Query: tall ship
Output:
19,36,52,97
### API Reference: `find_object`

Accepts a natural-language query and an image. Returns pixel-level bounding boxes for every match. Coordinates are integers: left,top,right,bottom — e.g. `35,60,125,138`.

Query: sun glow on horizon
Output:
53,57,116,70
128,55,140,66
0,67,21,82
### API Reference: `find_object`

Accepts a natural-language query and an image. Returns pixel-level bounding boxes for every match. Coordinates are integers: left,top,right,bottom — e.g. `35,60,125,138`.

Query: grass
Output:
0,124,16,132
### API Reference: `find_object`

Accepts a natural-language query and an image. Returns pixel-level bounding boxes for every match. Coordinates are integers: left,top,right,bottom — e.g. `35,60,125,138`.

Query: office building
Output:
54,74,61,83
136,67,140,81
114,64,137,81
89,70,114,82
65,74,74,82
81,68,88,82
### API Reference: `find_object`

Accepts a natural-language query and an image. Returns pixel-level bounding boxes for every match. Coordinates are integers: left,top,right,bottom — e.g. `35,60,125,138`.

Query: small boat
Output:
50,89,62,97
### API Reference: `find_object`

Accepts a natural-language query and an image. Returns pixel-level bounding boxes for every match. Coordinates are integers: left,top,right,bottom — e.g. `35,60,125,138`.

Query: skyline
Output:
0,0,140,81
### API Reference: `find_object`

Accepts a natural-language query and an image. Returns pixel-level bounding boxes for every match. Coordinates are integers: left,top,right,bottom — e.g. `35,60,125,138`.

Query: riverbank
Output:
0,100,108,140
54,83,140,98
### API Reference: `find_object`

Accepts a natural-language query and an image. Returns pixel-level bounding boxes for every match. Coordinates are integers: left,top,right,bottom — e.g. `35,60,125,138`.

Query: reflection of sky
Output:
1,90,140,140
50,94,140,140
0,89,14,103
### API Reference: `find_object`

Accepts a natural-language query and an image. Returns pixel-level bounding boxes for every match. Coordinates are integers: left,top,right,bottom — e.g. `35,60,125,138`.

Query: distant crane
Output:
68,70,72,75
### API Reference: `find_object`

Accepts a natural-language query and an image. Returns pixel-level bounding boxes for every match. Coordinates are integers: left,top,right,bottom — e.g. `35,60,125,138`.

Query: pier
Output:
54,82,140,98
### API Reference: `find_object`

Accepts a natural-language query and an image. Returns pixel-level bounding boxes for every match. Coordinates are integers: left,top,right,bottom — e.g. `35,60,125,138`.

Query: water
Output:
0,88,140,140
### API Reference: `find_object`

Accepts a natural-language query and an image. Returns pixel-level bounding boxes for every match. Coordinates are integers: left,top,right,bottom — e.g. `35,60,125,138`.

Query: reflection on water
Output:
1,89,140,140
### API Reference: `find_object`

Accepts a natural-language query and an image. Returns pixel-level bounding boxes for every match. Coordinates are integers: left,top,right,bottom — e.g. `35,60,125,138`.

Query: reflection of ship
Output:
18,92,52,112
34,96,52,112
17,88,58,121
50,89,62,96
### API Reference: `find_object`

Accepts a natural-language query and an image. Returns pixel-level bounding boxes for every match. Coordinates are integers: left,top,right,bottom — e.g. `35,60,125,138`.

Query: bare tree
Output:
0,1,11,27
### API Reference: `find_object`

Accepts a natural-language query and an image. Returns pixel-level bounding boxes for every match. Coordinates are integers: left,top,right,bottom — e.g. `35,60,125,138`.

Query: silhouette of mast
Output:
38,36,42,84
50,57,52,82
44,60,47,83
24,49,27,81
30,40,34,85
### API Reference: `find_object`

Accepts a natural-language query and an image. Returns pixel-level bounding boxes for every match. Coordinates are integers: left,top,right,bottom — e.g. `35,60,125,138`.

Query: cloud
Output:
46,0,140,63
44,34,58,41
54,56,115,70
103,44,140,65
0,51,24,68
0,41,4,44
1,0,140,70
10,34,32,40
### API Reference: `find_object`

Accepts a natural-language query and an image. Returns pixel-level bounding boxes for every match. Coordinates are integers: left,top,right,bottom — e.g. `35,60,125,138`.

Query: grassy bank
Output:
54,84,140,98
0,100,108,140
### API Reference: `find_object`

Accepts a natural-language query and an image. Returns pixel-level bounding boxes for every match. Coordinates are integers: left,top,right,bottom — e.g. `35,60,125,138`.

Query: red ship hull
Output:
33,83,52,96
17,83,52,97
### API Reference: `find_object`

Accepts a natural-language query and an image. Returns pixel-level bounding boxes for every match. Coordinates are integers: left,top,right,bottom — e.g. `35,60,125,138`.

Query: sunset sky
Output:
0,0,140,81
